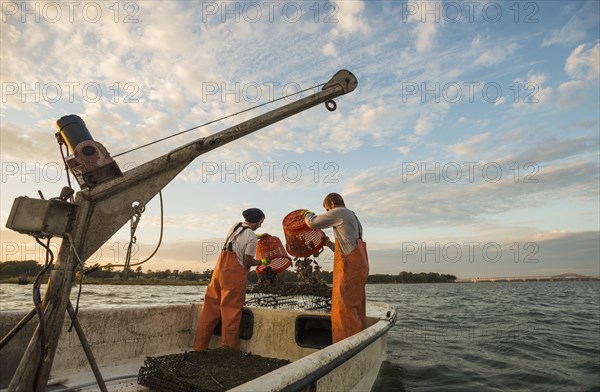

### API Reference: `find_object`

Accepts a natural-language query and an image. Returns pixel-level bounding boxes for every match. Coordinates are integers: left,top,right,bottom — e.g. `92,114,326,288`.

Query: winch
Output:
55,114,122,189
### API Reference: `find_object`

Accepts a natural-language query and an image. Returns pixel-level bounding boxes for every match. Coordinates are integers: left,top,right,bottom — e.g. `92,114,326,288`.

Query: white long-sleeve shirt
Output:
304,207,362,255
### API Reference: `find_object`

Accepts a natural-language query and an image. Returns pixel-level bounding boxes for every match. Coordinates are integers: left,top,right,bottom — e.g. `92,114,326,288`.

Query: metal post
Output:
0,309,36,351
66,302,108,392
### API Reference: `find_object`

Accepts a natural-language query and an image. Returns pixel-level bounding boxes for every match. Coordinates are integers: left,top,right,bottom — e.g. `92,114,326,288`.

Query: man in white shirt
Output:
304,193,369,343
194,208,268,350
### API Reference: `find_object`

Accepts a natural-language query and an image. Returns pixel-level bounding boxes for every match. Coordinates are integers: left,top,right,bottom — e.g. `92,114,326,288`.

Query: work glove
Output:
261,258,270,265
256,233,270,239
301,209,314,217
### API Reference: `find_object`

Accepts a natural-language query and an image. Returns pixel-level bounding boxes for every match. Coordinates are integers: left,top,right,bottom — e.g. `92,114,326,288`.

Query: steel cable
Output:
112,83,326,158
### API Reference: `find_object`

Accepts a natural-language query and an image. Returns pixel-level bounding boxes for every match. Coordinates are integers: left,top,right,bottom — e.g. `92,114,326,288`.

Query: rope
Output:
64,233,86,269
112,82,326,158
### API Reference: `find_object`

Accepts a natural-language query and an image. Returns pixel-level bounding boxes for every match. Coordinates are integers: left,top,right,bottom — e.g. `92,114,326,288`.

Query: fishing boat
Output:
0,297,396,391
0,69,397,391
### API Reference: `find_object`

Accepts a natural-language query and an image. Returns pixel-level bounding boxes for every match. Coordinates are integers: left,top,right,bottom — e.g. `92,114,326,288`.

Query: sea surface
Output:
1,282,599,391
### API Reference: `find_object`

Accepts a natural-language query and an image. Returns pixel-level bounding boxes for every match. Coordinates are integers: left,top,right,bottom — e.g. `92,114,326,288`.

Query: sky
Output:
1,0,598,279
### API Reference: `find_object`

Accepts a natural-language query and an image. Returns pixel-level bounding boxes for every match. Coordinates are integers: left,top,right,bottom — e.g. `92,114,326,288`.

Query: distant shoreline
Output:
1,278,597,285
0,277,209,286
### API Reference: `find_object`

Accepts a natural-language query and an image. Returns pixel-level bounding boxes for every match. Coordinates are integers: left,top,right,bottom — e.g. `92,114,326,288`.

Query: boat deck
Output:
2,301,396,392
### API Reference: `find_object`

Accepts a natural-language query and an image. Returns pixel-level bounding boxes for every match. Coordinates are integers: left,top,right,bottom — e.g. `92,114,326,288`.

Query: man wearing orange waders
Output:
194,208,269,350
303,193,369,343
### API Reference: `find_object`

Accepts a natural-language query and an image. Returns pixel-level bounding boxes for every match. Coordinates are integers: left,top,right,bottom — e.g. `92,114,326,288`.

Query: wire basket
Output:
282,209,326,257
255,235,291,275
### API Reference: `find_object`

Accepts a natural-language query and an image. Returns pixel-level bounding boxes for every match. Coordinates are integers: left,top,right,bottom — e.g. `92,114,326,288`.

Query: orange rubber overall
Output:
331,239,369,343
194,250,248,350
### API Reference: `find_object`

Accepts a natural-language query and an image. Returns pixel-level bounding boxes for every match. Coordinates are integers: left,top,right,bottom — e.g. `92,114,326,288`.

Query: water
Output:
367,282,600,392
1,282,599,391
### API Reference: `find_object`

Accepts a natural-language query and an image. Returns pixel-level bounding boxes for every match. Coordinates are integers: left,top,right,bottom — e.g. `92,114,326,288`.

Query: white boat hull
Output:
0,301,396,391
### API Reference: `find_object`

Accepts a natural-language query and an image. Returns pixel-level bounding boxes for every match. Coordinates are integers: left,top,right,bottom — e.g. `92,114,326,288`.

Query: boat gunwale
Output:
231,303,397,392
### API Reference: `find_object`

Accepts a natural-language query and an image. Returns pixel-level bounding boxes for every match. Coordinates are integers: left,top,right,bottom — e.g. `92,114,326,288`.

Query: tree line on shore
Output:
0,260,457,284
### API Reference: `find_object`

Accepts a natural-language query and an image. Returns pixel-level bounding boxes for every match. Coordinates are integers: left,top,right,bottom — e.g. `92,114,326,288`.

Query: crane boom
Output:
8,69,357,390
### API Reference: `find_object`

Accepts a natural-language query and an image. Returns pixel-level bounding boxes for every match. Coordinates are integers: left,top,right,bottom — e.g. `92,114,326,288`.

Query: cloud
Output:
565,43,600,80
0,122,62,163
474,43,518,67
448,133,492,157
332,1,369,37
557,79,590,109
322,42,338,57
409,102,450,141
555,42,598,110
412,20,438,53
3,0,359,161
497,135,598,165
574,120,600,129
414,116,433,136
542,21,587,48
0,227,221,272
542,1,599,47
512,72,552,109
396,146,410,155
493,96,506,107
1,1,598,281
368,231,600,277
400,0,442,53
341,135,599,229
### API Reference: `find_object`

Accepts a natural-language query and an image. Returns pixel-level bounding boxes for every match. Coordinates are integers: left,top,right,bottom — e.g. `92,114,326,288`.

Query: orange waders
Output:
194,249,248,350
331,239,369,343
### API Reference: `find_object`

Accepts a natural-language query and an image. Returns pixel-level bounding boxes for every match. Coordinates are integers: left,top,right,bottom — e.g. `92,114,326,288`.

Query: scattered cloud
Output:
448,133,492,157
474,43,519,67
512,72,553,109
557,79,591,109
396,146,410,155
541,1,599,47
322,42,338,57
1,1,598,279
331,0,369,37
414,116,434,136
565,43,600,80
411,20,438,53
369,231,600,277
344,159,598,230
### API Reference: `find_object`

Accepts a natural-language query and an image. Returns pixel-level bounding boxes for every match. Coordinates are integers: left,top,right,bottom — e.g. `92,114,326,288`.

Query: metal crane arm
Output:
9,69,357,390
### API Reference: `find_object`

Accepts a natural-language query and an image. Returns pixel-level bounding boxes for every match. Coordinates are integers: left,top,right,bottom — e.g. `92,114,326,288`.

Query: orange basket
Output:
255,235,292,275
282,209,326,258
